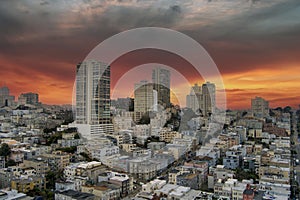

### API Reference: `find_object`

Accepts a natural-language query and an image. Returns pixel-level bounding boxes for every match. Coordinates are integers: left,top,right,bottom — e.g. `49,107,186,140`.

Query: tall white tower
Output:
74,60,113,138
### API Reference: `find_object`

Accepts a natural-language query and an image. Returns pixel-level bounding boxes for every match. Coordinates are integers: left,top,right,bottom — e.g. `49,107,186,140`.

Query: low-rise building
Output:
142,179,167,193
168,169,180,185
21,158,50,176
0,157,5,169
55,189,95,200
159,130,182,143
147,142,165,151
120,144,137,153
128,159,157,181
11,176,46,193
214,179,253,199
41,151,70,170
82,181,121,200
0,169,13,189
176,173,199,190
223,145,246,170
0,189,28,200
75,161,105,184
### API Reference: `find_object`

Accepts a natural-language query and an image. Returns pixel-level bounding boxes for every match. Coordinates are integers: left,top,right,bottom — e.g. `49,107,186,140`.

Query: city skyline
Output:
1,1,300,199
0,0,299,109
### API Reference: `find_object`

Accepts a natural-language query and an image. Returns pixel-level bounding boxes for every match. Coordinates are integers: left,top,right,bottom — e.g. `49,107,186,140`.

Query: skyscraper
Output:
0,86,15,107
18,92,39,105
186,82,216,116
202,82,216,116
75,60,113,137
251,96,269,118
152,67,170,107
134,80,154,122
186,83,202,112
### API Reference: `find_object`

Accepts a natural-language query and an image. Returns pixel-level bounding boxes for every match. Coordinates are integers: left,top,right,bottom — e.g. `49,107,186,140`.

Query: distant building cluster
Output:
0,86,40,107
186,82,216,116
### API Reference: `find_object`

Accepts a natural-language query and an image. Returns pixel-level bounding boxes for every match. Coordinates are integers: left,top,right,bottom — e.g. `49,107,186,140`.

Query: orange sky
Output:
1,54,299,110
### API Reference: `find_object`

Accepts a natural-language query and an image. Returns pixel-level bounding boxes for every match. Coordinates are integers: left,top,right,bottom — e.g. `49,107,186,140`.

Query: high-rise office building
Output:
202,82,216,116
152,67,170,107
186,83,202,112
18,92,39,105
0,87,9,96
186,82,216,116
134,80,154,122
251,96,269,118
0,86,15,107
74,60,113,137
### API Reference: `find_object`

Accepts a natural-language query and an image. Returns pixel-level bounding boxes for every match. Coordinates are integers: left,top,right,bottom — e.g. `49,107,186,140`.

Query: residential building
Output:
168,169,181,185
68,161,105,184
176,173,199,190
128,159,157,181
214,179,253,200
0,157,5,169
21,158,50,176
0,169,13,189
223,145,246,170
82,182,121,200
142,179,166,193
55,190,95,200
147,142,165,151
11,176,46,193
40,151,70,171
159,129,182,143
0,190,28,199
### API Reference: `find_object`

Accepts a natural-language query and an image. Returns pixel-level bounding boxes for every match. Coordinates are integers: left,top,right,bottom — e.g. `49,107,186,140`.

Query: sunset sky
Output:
0,0,299,109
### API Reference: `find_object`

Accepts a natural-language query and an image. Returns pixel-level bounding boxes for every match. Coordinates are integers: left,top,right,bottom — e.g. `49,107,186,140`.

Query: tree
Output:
46,170,64,189
80,152,92,162
235,168,258,182
6,159,16,167
138,113,150,124
242,111,248,117
283,106,292,113
74,133,80,139
0,143,11,161
45,132,62,145
56,146,77,154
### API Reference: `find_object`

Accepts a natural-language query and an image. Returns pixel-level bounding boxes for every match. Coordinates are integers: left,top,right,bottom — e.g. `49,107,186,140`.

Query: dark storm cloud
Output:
0,0,183,65
180,0,300,74
40,1,49,6
98,4,182,29
0,0,186,89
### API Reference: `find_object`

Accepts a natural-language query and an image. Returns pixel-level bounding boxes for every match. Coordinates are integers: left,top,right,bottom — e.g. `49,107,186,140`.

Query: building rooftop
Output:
95,181,121,191
155,183,178,194
0,190,28,200
169,186,190,197
77,161,102,169
56,190,94,200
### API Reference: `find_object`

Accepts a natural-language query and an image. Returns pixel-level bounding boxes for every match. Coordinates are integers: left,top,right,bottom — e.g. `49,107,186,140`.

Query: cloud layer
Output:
0,0,299,108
